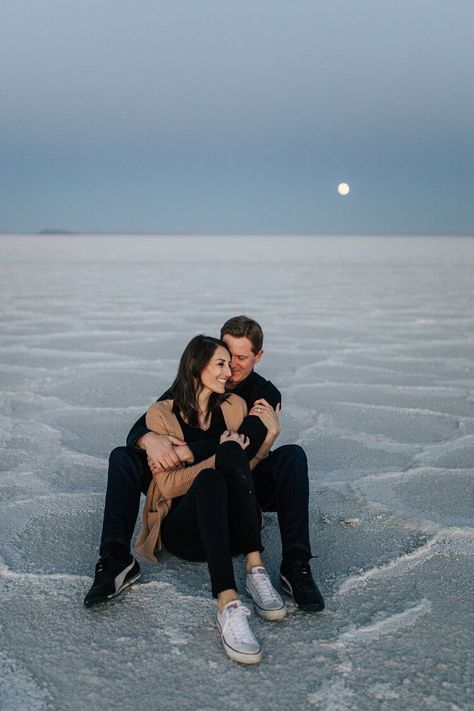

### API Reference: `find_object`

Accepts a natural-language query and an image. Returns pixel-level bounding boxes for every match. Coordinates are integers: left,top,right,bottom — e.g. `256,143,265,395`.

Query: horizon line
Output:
1,231,473,238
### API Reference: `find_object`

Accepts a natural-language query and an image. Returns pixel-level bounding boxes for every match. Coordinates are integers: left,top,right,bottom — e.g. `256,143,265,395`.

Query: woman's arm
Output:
145,395,254,499
145,401,218,499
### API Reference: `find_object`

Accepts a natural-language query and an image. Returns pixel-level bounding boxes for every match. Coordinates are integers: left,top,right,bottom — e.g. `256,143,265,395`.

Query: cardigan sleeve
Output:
145,400,177,437
157,455,217,498
144,401,216,499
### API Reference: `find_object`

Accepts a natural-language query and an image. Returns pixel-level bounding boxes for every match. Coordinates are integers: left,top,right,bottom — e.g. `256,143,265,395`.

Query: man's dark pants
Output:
100,444,312,563
251,444,312,562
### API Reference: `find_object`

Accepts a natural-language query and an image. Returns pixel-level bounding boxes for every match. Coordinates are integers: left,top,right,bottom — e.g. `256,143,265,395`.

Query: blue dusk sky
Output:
1,0,473,235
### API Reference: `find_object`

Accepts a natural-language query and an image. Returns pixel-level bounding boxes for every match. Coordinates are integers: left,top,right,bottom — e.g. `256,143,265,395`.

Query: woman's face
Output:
199,346,232,395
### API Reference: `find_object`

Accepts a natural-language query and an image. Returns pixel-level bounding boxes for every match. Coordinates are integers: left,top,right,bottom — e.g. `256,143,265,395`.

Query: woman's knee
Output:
193,468,226,494
216,444,253,486
215,440,248,472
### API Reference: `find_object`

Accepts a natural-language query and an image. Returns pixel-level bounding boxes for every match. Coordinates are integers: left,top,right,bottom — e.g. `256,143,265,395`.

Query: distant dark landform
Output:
38,229,80,235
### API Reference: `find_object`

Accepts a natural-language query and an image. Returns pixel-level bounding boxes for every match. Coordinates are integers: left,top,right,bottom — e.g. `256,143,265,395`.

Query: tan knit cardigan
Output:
135,394,270,562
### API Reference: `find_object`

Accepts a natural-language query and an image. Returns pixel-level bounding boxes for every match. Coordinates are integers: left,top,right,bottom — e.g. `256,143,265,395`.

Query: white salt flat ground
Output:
0,235,473,711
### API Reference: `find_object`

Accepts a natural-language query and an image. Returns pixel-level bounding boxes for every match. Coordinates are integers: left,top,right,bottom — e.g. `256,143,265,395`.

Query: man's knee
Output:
274,444,307,469
108,446,144,485
109,446,133,468
270,445,309,491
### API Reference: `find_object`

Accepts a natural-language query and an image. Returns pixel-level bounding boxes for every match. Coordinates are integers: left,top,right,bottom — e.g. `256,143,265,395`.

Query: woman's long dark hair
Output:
170,335,231,428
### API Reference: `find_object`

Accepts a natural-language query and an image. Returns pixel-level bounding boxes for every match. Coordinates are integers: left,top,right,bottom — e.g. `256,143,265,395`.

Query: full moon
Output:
337,182,351,196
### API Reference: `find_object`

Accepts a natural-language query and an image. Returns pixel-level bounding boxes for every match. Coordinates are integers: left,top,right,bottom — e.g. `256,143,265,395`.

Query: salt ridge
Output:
338,598,432,643
337,528,474,595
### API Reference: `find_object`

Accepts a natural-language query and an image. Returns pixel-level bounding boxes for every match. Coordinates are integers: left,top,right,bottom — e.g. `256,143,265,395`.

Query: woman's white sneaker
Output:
245,566,287,620
217,600,262,664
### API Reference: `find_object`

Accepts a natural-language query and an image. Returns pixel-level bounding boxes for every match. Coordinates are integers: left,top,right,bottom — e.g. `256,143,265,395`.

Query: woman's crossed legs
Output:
160,441,263,604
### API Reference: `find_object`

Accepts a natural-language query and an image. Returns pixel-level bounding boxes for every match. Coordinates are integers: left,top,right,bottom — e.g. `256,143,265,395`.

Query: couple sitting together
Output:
84,315,324,664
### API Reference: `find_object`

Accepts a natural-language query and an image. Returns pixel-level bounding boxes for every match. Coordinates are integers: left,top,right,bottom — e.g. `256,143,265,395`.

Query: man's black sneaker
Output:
84,553,141,608
280,559,325,612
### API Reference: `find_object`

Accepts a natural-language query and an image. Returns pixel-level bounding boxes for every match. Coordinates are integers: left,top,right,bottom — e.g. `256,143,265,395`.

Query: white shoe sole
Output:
279,574,293,597
280,573,325,612
217,623,262,665
245,586,288,621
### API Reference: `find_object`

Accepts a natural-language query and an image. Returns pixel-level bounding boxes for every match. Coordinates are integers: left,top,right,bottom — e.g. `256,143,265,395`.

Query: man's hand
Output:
220,430,250,449
147,442,194,475
138,432,186,472
249,399,281,439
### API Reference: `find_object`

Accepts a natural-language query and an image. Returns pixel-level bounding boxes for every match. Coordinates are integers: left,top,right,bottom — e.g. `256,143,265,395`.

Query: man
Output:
84,316,324,613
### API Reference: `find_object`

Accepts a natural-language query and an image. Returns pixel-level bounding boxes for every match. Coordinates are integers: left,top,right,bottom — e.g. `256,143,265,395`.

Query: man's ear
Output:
254,349,264,364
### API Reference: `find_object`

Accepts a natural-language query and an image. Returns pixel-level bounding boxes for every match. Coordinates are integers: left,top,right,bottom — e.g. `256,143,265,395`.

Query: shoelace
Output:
94,555,122,582
94,559,106,580
251,570,280,604
223,604,253,644
290,561,313,588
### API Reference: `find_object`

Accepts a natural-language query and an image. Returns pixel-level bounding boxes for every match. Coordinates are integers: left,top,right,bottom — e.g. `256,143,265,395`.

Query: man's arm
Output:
126,389,191,470
126,387,220,469
182,414,270,465
170,376,283,464
237,380,282,459
126,412,149,449
126,387,174,449
126,380,281,468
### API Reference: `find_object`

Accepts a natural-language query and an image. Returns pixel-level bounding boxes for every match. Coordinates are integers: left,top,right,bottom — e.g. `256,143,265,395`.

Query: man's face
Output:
221,334,263,387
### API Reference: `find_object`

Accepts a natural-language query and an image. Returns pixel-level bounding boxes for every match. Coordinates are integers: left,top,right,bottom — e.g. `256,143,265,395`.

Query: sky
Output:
1,0,473,235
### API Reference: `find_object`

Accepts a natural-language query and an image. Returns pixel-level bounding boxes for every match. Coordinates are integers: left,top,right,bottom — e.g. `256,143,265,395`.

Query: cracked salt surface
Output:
0,235,473,710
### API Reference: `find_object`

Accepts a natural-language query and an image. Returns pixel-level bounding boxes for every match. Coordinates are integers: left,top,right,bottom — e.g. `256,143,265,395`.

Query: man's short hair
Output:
220,315,264,354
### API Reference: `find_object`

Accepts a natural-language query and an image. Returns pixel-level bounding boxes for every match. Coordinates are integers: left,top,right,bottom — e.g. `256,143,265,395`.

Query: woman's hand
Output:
173,444,194,464
220,430,250,449
249,399,281,439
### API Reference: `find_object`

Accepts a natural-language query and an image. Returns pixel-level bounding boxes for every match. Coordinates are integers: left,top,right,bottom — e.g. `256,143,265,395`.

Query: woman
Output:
136,335,286,664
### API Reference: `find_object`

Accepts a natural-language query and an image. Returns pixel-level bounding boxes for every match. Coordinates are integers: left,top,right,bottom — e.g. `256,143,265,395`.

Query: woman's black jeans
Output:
161,441,263,597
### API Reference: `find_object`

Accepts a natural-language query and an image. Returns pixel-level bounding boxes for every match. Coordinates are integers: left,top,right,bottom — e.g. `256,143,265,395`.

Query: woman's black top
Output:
169,404,227,511
172,403,226,443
